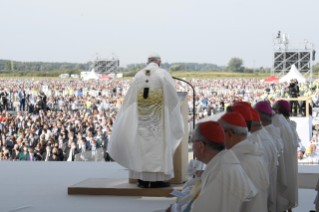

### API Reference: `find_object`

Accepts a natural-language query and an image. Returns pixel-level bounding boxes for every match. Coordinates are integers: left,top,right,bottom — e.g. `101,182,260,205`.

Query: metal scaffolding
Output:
272,31,315,79
91,53,119,75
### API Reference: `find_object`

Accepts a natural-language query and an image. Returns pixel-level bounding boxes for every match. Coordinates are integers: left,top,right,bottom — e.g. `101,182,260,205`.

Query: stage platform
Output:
67,171,319,197
0,162,317,212
68,178,183,197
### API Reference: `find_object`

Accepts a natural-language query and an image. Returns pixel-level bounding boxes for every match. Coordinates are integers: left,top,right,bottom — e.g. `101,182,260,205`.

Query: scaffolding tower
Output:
272,31,315,79
92,53,119,75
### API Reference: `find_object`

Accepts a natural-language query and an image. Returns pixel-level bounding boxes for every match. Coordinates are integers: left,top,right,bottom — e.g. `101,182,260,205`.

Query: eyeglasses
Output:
189,139,207,145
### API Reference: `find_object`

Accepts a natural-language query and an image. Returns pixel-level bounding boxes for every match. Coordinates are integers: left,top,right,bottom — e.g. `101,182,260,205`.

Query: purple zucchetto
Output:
255,101,272,115
277,100,291,111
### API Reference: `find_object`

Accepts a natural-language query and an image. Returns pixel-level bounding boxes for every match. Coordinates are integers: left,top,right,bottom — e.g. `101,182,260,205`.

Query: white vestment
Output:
251,128,278,212
272,114,298,210
231,139,269,212
287,119,299,207
190,149,257,212
264,124,288,210
108,63,184,181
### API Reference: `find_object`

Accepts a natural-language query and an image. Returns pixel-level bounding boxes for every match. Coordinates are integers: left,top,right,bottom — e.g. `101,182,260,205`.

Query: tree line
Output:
0,60,91,72
0,58,274,77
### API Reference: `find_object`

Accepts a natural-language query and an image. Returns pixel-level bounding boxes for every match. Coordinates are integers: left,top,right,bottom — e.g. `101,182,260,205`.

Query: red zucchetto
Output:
220,112,247,127
250,108,261,122
231,105,252,121
199,121,225,143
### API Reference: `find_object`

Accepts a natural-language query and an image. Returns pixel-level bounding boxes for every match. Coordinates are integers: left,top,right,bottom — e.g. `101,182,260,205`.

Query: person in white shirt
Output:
71,99,77,112
304,145,319,163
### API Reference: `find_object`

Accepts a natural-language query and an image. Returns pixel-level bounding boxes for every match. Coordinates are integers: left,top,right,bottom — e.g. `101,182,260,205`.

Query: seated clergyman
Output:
166,121,257,212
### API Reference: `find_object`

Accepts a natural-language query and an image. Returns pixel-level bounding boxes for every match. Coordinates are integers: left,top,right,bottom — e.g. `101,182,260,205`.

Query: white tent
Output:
83,69,99,81
279,64,306,83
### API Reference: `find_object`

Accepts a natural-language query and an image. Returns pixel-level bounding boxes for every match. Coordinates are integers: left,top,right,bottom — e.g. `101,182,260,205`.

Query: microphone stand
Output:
172,77,196,159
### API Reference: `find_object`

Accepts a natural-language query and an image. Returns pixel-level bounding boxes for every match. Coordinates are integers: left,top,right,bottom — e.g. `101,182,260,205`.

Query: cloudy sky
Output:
0,0,317,68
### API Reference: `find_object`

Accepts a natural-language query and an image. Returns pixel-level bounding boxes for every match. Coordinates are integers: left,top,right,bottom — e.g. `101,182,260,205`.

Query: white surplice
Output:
190,149,258,212
264,124,288,211
272,114,298,210
250,128,278,212
231,138,269,212
287,119,299,207
108,63,184,181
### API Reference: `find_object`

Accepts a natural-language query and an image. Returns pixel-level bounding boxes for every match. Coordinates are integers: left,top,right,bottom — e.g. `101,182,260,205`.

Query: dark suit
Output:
29,137,38,149
41,95,47,112
56,148,64,161
49,156,60,161
11,150,20,160
42,151,52,161
26,153,40,161
64,147,78,161
1,91,8,110
62,140,73,153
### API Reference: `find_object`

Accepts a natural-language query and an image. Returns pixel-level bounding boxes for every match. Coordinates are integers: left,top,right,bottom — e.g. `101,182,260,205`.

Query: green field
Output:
0,76,62,80
124,72,271,79
170,72,270,79
0,72,271,80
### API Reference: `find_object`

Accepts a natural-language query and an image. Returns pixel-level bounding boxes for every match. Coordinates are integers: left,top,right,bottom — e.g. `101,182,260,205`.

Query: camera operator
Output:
40,91,47,113
0,88,8,112
288,79,300,115
27,94,35,114
288,79,300,97
35,95,43,115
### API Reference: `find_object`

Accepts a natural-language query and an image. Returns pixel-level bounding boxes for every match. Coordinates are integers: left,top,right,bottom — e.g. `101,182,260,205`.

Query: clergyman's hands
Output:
196,170,204,177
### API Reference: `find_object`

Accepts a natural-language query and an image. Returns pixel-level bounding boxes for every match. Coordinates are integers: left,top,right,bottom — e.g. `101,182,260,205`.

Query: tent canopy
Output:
264,75,279,82
83,69,99,81
100,75,112,80
279,65,306,83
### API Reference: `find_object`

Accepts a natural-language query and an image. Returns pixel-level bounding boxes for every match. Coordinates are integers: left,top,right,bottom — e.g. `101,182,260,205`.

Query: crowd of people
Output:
176,78,319,119
0,79,127,161
0,77,318,163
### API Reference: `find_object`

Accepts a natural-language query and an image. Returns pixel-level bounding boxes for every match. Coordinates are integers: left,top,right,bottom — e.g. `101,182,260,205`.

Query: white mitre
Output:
148,52,161,60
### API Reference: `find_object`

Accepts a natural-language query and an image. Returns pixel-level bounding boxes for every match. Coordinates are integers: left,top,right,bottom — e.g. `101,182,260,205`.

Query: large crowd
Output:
0,77,318,162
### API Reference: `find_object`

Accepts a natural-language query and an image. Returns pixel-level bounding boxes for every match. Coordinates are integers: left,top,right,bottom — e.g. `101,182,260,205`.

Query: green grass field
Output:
170,72,270,79
123,72,271,79
0,72,272,80
0,76,70,80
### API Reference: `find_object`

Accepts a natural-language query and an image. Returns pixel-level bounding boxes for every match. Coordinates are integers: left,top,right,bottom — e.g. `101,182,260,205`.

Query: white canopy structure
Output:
279,65,306,83
83,69,99,81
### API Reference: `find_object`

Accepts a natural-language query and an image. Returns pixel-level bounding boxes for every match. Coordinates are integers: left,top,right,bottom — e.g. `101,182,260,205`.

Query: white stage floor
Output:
0,162,317,212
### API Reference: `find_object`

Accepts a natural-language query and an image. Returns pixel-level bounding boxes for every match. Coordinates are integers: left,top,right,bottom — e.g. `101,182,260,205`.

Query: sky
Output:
0,0,318,68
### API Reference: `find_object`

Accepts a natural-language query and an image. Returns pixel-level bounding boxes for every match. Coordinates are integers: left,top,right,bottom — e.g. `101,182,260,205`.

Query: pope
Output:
108,53,184,188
